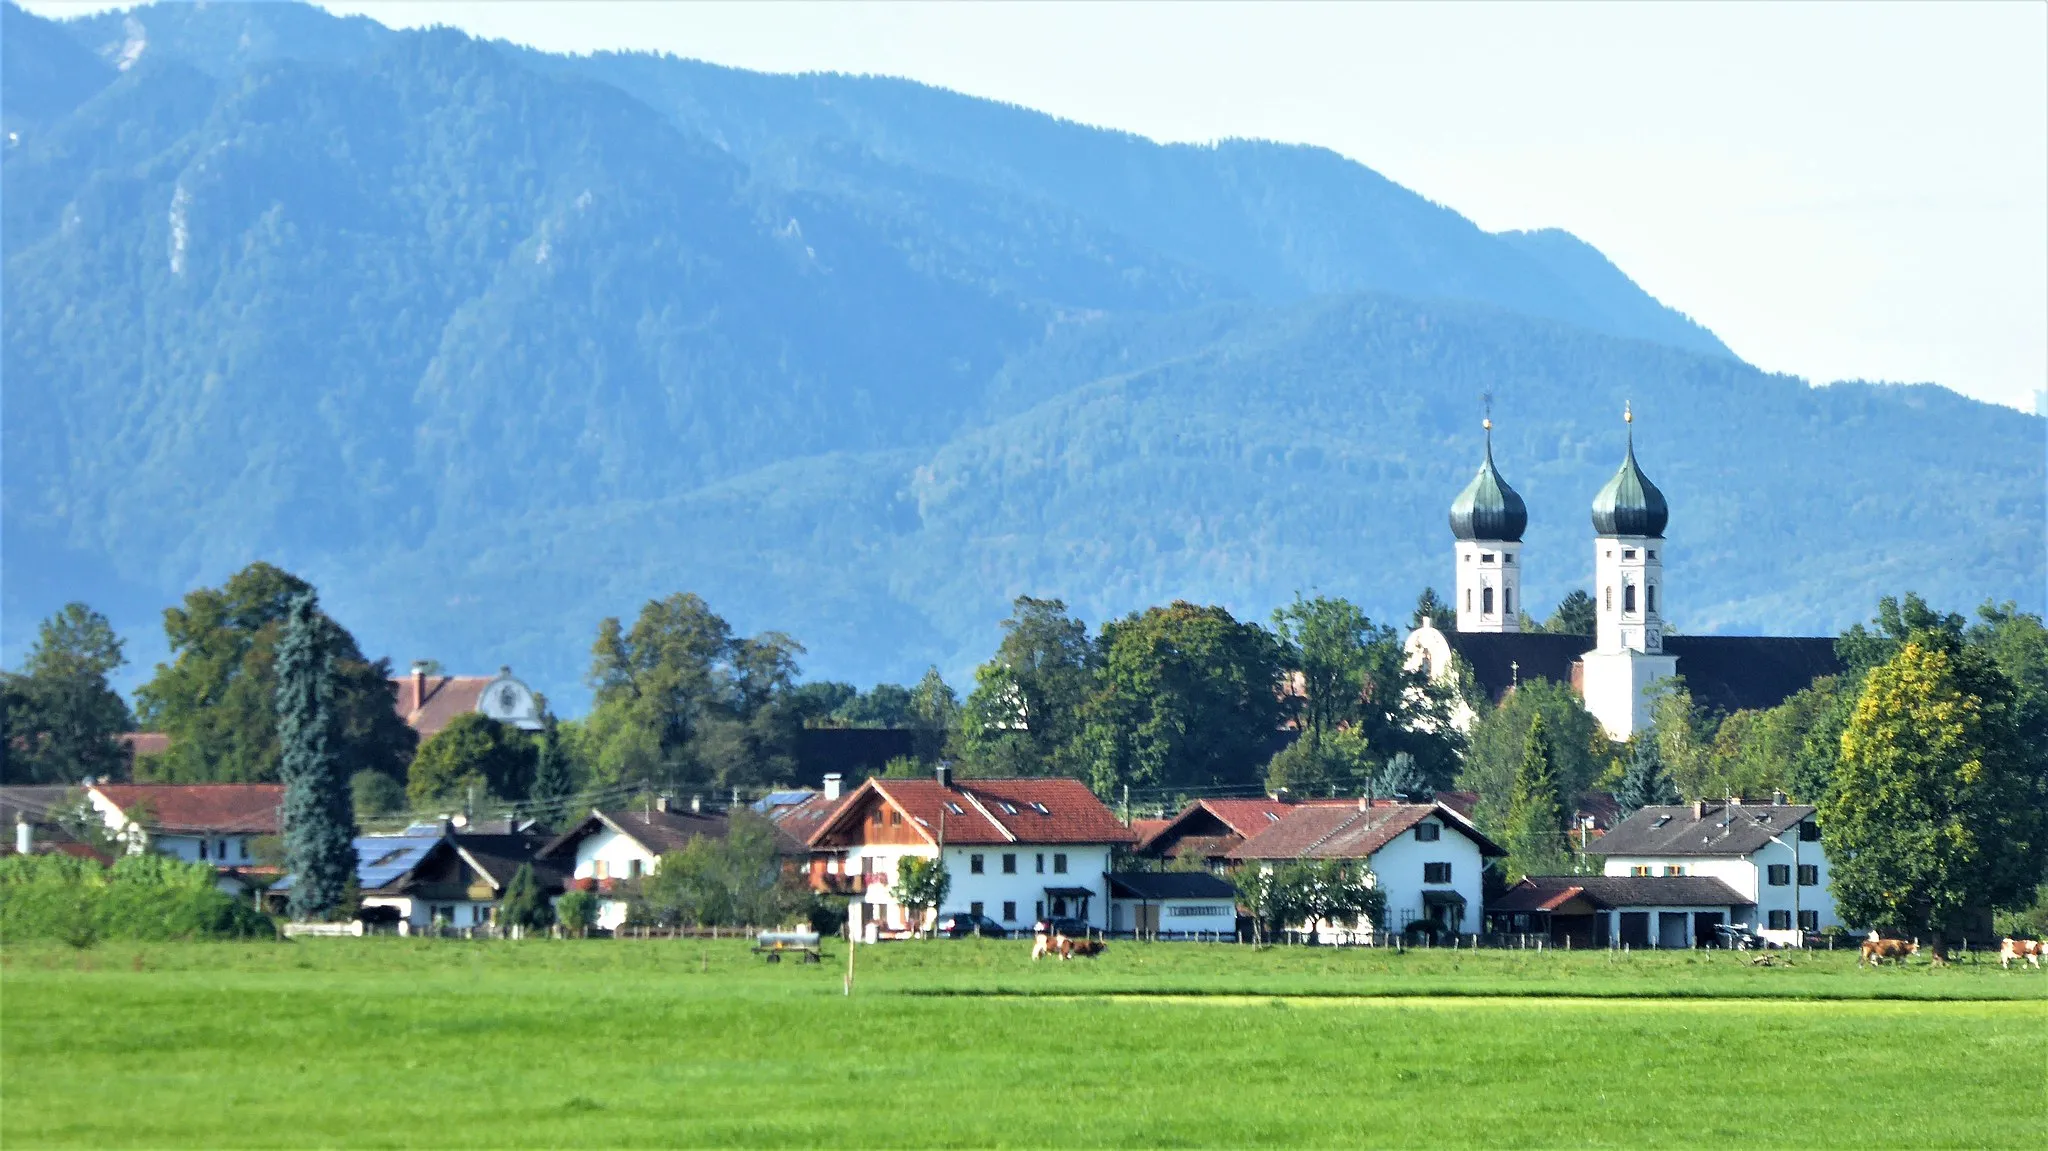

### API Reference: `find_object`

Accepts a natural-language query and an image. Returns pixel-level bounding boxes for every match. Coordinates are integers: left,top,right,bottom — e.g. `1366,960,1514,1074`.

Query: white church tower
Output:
1448,416,1528,633
1579,405,1679,739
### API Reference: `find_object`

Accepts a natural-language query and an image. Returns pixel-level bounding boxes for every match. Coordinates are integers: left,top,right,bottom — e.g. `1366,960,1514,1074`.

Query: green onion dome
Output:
1449,421,1527,542
1591,407,1668,537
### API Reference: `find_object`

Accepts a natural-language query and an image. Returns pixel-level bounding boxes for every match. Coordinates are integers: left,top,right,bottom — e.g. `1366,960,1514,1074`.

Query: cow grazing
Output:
1859,937,1919,967
1030,930,1054,961
2000,938,2045,969
1066,938,1106,959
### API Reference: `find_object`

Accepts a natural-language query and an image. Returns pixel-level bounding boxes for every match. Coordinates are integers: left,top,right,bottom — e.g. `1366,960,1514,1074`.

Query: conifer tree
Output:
275,592,358,920
530,715,574,829
497,863,554,937
1503,715,1569,880
1612,741,1677,816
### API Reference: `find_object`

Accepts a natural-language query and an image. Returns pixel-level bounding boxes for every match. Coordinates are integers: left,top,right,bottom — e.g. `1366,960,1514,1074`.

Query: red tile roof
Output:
768,792,856,853
1129,818,1171,844
91,784,284,835
1137,796,1361,857
118,732,172,759
1229,801,1504,861
810,777,1134,847
390,675,493,738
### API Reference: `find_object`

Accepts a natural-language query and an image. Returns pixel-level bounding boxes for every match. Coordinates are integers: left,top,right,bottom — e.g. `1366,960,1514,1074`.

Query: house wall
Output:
361,896,496,929
1369,816,1487,934
572,827,660,883
1109,898,1236,935
1602,839,1839,940
941,845,1113,930
149,833,258,866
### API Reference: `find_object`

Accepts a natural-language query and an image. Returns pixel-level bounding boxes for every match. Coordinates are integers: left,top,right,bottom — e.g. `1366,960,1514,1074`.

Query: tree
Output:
1264,727,1370,796
891,855,952,936
406,713,537,810
530,714,576,828
953,596,1097,777
1082,602,1287,796
1645,682,1717,800
1456,678,1609,830
556,888,600,938
1502,715,1570,880
634,810,798,927
1823,637,2045,954
1,603,133,784
1542,591,1596,638
1271,594,1379,743
1287,858,1386,943
350,770,407,821
907,667,959,731
834,683,916,727
1365,751,1433,803
1231,865,1288,946
134,564,414,783
1410,588,1454,632
1611,741,1676,816
275,592,359,921
497,863,555,937
582,593,804,794
1835,592,1965,676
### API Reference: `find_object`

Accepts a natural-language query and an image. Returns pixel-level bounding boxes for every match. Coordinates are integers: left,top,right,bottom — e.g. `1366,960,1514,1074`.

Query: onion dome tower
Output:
1448,417,1526,633
1581,403,1678,740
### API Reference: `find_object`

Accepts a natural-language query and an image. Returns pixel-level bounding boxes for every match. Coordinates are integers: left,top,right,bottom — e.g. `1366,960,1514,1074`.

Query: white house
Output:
537,803,728,930
1107,871,1239,937
1589,799,1840,945
296,824,565,930
1227,800,1504,941
86,783,283,895
805,768,1134,938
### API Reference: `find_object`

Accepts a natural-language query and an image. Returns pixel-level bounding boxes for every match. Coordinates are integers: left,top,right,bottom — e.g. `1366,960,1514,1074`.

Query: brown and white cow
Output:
1859,936,1919,966
1999,937,2045,969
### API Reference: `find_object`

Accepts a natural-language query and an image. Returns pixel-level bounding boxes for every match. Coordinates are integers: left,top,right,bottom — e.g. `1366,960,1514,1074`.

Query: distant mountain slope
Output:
4,1,2039,709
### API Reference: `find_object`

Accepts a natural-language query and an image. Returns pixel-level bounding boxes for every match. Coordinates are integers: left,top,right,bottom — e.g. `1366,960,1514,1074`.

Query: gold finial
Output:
1482,417,1492,432
1624,401,1633,424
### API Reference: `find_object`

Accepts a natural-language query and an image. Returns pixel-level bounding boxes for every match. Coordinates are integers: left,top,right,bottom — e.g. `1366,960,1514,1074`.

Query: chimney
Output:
1357,795,1369,812
410,660,430,710
1772,790,1787,806
935,763,954,789
656,795,671,814
689,795,701,814
824,773,843,801
15,817,31,856
1692,799,1706,820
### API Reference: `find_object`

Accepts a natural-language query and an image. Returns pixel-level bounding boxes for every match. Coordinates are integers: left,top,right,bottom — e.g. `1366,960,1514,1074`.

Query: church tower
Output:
1580,405,1679,739
1448,416,1527,633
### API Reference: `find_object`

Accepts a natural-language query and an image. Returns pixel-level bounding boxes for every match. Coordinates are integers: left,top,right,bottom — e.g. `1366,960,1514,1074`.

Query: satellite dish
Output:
476,667,542,730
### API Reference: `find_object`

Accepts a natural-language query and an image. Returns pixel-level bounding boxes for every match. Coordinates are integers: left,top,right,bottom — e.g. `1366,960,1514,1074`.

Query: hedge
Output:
0,853,276,944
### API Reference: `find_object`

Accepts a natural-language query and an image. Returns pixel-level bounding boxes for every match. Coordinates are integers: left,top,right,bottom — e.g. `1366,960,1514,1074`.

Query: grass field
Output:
3,938,2044,1147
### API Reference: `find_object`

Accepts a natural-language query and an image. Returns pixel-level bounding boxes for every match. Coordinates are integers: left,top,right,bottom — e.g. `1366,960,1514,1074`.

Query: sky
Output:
22,1,2048,410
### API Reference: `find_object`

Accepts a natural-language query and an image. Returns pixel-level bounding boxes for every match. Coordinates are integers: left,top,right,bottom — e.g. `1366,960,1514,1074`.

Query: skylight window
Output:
1030,802,1049,815
1264,812,1280,821
1652,815,1672,828
370,848,409,867
998,802,1018,815
946,802,965,815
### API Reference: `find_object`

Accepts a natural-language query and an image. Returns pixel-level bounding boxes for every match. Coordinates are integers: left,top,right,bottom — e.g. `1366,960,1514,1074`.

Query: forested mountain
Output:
4,1,2041,708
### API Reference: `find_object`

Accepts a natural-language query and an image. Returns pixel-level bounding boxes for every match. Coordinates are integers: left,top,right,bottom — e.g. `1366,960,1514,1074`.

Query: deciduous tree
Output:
954,597,1097,777
891,854,951,937
1502,715,1570,881
1,603,133,784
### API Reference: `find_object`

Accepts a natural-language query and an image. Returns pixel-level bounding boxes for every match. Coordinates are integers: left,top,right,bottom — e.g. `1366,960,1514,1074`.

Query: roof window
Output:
998,801,1018,815
946,802,965,815
370,848,409,867
1652,815,1672,828
1264,812,1280,821
1030,802,1050,815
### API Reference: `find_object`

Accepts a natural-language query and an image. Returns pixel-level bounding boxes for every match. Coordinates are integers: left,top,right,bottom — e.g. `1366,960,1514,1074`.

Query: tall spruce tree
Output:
276,592,358,920
1612,741,1677,816
530,714,574,828
1503,715,1570,880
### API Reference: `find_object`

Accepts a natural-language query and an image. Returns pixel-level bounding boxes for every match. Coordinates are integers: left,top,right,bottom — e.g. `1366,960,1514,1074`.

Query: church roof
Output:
1449,426,1527,543
1591,418,1669,537
1432,631,1842,715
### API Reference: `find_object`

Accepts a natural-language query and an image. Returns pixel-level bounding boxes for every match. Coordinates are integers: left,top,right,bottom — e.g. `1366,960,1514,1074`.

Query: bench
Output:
752,930,823,963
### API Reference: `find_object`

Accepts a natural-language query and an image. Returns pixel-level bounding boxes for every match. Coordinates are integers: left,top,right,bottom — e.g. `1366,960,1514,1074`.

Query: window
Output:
1623,548,1637,560
1646,585,1657,614
1002,853,1017,874
1466,588,1472,611
970,854,985,875
871,811,883,828
1798,864,1819,886
1767,864,1791,886
628,859,643,880
1605,587,1613,610
1505,553,1515,565
197,839,208,860
1480,552,1495,563
946,802,965,815
1799,821,1821,842
1002,901,1017,921
1623,584,1637,613
1630,865,1652,877
1647,550,1657,559
1052,896,1067,916
1034,900,1044,920
1167,905,1230,918
1663,865,1685,876
1422,862,1451,884
1414,823,1440,842
1482,587,1495,615
239,839,250,861
1030,802,1049,815
1503,588,1512,615
998,802,1018,815
889,810,901,826
1798,910,1819,932
970,901,984,918
1053,853,1068,874
1652,815,1672,828
1768,910,1792,931
594,860,609,880
1036,853,1045,874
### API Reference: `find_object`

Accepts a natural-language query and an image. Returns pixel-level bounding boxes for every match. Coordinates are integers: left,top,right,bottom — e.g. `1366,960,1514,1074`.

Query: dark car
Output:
1037,916,1090,938
935,912,1009,938
1713,922,1767,951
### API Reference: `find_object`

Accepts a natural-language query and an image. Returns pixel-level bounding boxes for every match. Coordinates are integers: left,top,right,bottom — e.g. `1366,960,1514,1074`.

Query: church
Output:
1404,408,1840,740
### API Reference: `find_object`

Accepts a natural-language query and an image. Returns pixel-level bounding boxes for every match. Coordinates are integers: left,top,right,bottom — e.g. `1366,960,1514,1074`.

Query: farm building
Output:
1487,874,1753,948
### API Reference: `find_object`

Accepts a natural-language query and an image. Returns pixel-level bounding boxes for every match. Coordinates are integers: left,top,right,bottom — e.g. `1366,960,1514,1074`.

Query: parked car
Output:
1036,916,1091,938
1713,922,1768,950
934,912,1009,938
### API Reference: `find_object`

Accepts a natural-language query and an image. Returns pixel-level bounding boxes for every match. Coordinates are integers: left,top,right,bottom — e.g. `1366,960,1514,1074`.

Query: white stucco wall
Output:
845,842,1115,931
1110,898,1237,935
1602,837,1839,939
1367,816,1487,935
361,896,496,929
1455,538,1523,633
571,826,660,882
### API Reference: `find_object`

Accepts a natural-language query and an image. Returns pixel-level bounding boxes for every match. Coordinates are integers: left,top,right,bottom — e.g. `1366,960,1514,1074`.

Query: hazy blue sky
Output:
34,1,2048,410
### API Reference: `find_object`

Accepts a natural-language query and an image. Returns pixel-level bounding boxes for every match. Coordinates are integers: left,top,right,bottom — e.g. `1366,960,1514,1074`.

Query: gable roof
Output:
1228,802,1505,861
766,791,855,854
91,784,284,835
284,829,564,896
1590,802,1815,858
1492,874,1751,912
809,777,1132,847
538,807,729,860
452,832,567,892
1135,796,1358,858
1107,872,1239,901
391,675,493,738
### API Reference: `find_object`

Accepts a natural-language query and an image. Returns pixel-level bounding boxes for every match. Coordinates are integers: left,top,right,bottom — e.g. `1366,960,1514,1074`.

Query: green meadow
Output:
3,939,2043,1148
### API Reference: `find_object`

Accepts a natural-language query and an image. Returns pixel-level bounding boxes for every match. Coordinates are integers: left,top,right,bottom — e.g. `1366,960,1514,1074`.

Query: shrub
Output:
556,889,599,938
0,853,275,944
